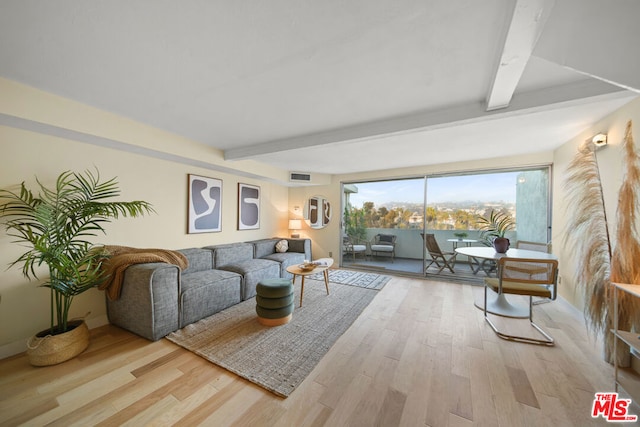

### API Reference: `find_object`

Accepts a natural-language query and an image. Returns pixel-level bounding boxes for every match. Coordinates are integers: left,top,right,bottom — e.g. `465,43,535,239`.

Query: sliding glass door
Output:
341,166,551,279
342,178,426,274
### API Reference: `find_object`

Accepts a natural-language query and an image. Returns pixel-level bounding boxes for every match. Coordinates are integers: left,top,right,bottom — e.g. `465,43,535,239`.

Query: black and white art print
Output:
237,183,260,230
188,174,222,233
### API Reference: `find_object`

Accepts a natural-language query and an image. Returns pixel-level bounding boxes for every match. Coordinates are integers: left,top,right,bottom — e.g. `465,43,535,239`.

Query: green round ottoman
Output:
255,278,294,326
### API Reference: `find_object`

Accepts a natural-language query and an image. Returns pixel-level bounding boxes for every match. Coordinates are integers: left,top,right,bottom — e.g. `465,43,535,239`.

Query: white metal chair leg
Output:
483,290,554,346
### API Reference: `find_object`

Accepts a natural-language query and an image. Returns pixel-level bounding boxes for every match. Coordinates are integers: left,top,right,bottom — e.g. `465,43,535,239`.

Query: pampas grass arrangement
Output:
611,121,640,285
609,121,640,363
564,137,612,337
564,120,640,364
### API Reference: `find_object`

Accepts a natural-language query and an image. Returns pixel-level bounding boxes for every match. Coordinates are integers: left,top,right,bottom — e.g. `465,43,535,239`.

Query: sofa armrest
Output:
105,262,180,341
287,238,312,260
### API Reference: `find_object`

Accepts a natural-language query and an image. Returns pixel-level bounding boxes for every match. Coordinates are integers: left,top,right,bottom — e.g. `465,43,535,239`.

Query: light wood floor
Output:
0,276,620,426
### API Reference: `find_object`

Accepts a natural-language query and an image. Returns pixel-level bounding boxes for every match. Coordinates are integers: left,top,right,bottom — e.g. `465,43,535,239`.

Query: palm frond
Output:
475,210,515,246
0,168,153,332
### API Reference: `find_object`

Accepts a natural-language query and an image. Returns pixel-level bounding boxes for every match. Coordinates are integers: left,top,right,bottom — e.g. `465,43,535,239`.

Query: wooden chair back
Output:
424,233,443,255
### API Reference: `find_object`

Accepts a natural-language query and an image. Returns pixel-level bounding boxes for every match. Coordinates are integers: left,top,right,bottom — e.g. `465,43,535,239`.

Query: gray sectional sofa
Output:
106,238,311,341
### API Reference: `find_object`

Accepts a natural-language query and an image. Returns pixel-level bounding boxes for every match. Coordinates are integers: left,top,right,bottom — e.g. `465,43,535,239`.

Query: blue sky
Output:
348,172,519,207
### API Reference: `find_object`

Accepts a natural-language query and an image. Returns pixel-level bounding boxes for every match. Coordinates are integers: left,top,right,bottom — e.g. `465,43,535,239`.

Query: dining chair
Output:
422,233,457,274
484,257,559,346
370,233,396,262
509,240,554,304
515,240,551,252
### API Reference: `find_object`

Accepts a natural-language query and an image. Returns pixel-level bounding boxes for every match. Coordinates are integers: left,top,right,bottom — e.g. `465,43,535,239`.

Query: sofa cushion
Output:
178,248,213,274
262,252,305,278
371,244,394,252
287,238,311,257
208,243,254,267
251,238,280,259
180,269,242,326
217,259,281,300
249,238,312,260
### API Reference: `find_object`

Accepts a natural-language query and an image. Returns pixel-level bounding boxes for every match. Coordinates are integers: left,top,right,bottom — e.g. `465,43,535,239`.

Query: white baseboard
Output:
0,315,110,360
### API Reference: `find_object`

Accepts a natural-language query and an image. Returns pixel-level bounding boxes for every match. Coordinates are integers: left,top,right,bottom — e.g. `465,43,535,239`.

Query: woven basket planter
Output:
26,320,89,366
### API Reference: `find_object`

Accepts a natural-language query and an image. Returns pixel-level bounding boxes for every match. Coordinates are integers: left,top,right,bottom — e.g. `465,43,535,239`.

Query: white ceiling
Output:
0,0,638,176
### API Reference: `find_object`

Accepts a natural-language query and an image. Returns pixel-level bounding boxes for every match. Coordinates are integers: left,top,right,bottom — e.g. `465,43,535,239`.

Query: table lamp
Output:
288,219,302,238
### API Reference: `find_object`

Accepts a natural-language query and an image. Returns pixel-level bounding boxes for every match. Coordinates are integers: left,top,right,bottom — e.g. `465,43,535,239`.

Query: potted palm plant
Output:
0,169,153,365
476,210,515,253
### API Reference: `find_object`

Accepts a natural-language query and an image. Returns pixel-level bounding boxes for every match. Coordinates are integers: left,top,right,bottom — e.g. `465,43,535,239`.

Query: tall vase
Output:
493,237,510,253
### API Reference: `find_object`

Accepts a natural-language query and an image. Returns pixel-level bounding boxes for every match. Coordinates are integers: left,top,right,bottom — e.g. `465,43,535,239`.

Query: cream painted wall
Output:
289,184,340,259
0,81,291,356
552,96,640,310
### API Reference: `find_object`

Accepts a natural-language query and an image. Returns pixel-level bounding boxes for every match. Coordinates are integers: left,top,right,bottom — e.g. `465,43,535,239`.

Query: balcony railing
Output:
356,228,518,260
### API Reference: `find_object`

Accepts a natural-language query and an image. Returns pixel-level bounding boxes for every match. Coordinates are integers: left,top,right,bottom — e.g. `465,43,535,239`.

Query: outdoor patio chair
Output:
370,234,396,262
343,235,367,261
484,257,558,346
423,233,457,274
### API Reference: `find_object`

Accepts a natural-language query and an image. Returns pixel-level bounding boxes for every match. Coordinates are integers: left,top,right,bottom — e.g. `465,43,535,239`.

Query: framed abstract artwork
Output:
237,183,260,230
188,174,222,233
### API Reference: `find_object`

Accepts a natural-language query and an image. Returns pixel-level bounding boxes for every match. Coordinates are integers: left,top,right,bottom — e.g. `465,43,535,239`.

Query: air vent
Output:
290,172,311,182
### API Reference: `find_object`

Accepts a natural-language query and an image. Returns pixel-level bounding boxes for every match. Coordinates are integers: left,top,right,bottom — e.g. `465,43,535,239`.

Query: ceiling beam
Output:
485,0,556,111
224,79,626,161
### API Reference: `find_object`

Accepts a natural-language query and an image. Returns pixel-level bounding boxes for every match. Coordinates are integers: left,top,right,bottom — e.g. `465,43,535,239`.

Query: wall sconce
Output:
592,133,608,148
288,219,302,238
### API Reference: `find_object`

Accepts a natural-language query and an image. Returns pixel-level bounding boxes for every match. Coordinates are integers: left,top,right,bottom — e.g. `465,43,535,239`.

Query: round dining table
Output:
455,246,558,318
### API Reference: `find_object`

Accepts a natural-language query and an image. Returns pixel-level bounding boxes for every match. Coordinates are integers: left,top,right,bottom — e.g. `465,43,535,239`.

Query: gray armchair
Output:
370,234,396,262
343,235,368,261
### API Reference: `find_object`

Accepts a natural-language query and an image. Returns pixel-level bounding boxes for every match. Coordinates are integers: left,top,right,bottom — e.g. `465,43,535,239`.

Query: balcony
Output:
342,228,518,283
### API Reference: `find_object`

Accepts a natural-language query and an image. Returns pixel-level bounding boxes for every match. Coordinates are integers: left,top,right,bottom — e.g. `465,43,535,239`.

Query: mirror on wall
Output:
304,195,332,229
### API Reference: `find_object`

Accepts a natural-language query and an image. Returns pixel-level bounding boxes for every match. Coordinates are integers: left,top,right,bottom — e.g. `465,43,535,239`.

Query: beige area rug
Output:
165,280,379,397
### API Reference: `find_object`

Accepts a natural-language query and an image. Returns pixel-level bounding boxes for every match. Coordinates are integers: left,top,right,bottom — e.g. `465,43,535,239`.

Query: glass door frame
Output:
340,163,553,278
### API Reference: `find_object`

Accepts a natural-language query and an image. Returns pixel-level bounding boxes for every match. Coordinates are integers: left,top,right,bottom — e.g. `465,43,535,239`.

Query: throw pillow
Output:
275,239,288,253
379,234,394,243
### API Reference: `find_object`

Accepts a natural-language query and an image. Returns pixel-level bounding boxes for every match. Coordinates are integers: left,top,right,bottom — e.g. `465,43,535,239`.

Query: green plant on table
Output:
0,169,154,334
475,210,515,246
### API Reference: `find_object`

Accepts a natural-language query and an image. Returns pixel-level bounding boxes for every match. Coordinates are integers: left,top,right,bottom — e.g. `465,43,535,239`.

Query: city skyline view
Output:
347,171,520,208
